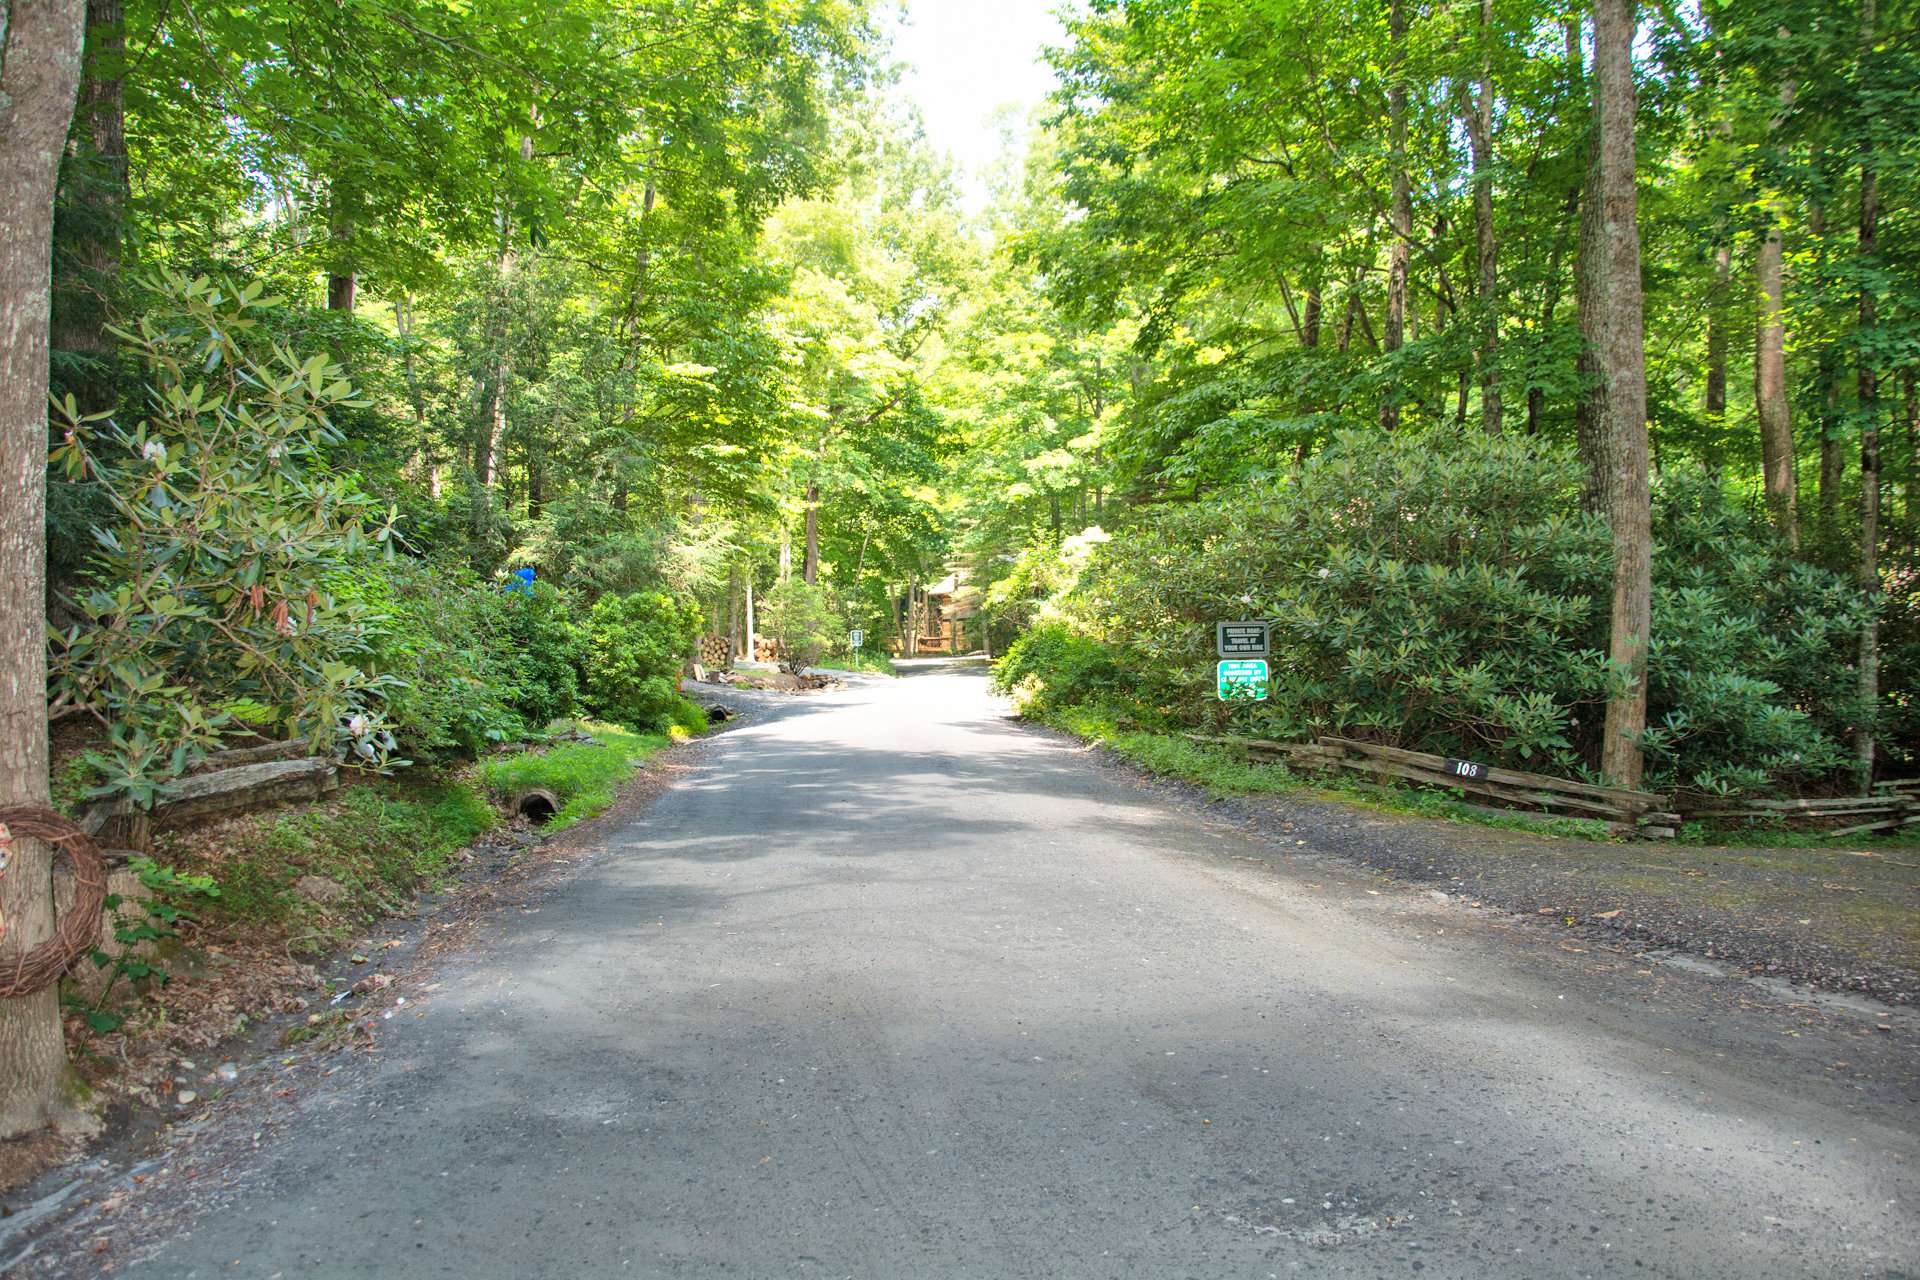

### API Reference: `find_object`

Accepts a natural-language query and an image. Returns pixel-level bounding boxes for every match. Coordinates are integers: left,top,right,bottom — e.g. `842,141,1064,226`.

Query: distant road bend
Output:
118,665,1916,1279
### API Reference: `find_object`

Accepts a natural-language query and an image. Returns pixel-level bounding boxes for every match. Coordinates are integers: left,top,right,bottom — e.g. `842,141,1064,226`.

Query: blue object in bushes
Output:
508,567,537,595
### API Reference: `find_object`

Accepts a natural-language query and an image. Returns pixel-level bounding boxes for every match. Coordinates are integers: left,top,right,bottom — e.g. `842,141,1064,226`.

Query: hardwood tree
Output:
0,0,89,1139
1576,0,1653,788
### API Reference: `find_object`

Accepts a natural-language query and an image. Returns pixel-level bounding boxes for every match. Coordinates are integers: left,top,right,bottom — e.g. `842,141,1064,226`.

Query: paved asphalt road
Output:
119,667,1916,1278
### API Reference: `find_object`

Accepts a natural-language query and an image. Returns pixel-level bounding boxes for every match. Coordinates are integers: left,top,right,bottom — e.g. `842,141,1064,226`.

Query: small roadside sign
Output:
848,629,864,650
1444,758,1488,782
1216,659,1270,702
1216,620,1270,659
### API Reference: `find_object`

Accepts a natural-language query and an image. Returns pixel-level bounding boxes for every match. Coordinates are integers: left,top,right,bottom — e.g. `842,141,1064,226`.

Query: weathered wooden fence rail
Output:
1188,733,1920,841
1686,784,1920,838
1186,733,1677,837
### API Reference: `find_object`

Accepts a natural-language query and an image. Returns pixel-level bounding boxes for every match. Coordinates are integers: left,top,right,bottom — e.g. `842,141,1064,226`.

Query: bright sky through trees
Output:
889,0,1065,210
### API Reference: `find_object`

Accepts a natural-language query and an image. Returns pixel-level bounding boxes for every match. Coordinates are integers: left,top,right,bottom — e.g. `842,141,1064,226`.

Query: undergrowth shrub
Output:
580,591,703,732
991,622,1133,716
341,560,528,758
1018,430,1864,796
760,579,837,673
498,581,584,728
49,272,403,805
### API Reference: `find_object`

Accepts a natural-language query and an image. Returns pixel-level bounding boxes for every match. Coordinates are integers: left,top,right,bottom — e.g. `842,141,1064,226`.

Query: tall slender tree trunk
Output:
1577,0,1653,789
1705,242,1730,420
1302,246,1324,349
1819,344,1844,529
621,179,656,343
1755,198,1799,546
0,0,89,1140
1808,200,1844,532
472,129,533,544
1381,0,1411,431
1905,370,1918,545
1467,0,1502,434
744,576,757,664
393,294,440,498
1528,188,1581,435
802,482,820,585
725,566,741,661
50,0,124,412
1855,0,1882,791
325,179,356,312
1753,72,1799,546
1700,6,1732,434
1338,267,1364,353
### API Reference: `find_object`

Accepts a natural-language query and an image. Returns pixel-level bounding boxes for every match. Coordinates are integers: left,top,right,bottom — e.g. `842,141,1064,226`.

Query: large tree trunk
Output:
49,0,124,411
1754,200,1799,546
1577,0,1653,789
0,0,89,1140
1855,0,1882,792
1381,0,1411,431
1466,0,1502,435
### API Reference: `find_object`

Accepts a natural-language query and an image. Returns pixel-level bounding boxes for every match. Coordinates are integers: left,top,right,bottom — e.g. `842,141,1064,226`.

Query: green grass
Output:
1032,702,1618,839
478,721,674,829
1040,705,1300,796
153,721,686,945
820,650,899,676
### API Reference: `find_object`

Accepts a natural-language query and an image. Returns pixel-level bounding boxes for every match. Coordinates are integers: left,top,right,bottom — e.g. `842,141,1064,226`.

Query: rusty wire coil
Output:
0,806,108,998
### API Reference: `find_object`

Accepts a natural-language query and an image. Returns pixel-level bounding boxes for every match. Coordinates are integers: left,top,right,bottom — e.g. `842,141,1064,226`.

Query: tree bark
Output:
1754,199,1798,546
1466,0,1501,434
1818,343,1844,529
393,294,440,498
1753,71,1799,546
1381,0,1411,431
325,177,355,312
1302,245,1324,349
1906,369,1918,546
1855,0,1881,792
1577,0,1653,789
1705,241,1729,420
472,129,532,544
0,0,88,1139
49,0,123,410
802,481,820,585
744,576,757,664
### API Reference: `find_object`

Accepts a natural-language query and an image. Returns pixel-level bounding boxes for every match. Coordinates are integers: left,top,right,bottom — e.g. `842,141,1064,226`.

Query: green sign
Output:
1216,659,1269,702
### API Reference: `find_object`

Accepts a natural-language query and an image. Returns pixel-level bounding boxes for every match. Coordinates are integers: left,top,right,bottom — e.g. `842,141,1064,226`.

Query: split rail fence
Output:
1185,734,1678,837
1188,734,1920,841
